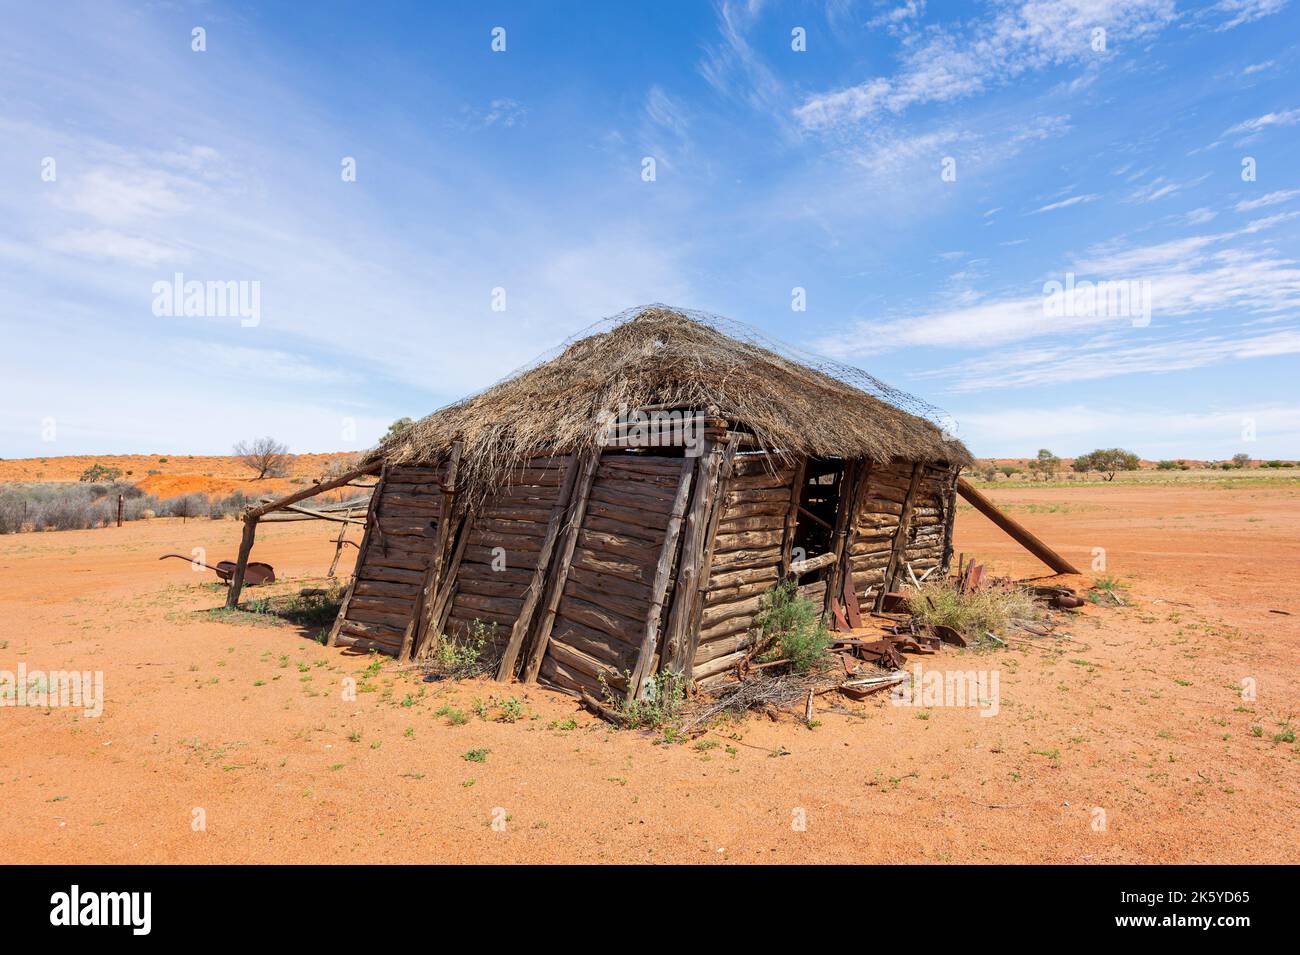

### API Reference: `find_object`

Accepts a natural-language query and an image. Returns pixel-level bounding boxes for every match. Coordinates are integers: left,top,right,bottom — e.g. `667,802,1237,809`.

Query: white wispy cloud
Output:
1236,188,1300,212
1212,0,1289,31
46,228,188,267
1029,193,1101,214
930,326,1300,390
794,0,1176,129
1226,107,1300,136
815,216,1300,371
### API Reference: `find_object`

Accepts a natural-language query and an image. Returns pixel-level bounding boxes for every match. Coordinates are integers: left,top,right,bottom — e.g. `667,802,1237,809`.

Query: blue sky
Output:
2,0,1297,460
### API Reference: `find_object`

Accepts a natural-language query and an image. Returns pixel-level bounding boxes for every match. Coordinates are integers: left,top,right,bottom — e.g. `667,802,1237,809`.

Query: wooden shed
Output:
229,307,974,700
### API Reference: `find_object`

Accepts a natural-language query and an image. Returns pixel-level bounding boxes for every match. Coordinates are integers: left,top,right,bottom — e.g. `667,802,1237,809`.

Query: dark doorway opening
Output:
791,457,846,566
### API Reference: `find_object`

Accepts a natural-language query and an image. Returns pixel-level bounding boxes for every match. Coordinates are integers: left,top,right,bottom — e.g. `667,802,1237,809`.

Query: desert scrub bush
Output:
160,493,209,522
426,619,494,679
754,581,833,673
0,492,26,534
905,578,1040,642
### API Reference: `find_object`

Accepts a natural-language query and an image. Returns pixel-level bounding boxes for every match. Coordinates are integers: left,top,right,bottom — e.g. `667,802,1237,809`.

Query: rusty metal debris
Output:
158,553,275,586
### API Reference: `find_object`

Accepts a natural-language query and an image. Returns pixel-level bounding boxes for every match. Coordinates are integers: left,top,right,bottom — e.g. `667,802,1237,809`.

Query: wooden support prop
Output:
224,514,260,609
326,464,387,646
521,450,600,683
327,505,356,577
626,455,696,701
399,443,461,662
796,505,834,533
956,477,1081,575
779,456,807,578
677,434,740,676
228,460,380,611
495,453,584,681
659,439,721,676
875,462,923,611
248,462,380,519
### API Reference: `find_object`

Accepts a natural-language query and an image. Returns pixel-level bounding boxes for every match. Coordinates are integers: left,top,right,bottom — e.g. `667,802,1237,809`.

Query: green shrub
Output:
754,581,833,674
602,670,688,730
429,619,494,679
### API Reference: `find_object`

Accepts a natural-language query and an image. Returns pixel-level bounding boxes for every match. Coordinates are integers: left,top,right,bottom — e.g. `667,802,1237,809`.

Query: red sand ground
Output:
2,478,1297,863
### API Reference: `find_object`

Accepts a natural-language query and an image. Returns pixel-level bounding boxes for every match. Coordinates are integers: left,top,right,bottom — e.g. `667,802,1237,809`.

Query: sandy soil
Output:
2,480,1297,864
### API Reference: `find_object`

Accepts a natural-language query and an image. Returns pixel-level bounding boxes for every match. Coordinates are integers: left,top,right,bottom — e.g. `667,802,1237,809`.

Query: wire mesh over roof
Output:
373,305,972,492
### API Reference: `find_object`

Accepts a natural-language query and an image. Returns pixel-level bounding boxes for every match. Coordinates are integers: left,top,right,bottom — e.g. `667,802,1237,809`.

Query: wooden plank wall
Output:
899,464,959,581
333,463,446,655
848,459,957,601
690,454,797,684
441,456,570,659
538,454,685,697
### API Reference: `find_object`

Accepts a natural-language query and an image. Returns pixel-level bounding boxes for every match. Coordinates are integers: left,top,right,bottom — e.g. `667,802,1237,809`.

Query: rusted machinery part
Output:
158,553,276,586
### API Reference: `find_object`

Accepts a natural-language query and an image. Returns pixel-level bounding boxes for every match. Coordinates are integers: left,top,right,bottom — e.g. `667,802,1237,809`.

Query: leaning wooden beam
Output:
227,461,382,609
258,503,365,524
875,462,924,611
789,550,838,576
956,477,1081,575
495,453,584,681
326,464,386,646
521,449,600,683
399,443,461,662
248,461,380,519
626,455,697,701
676,434,740,677
659,438,721,675
416,506,475,659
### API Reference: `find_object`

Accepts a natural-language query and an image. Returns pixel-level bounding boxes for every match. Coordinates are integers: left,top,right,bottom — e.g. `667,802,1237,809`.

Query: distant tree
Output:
1073,448,1141,481
1231,453,1252,469
1029,448,1060,480
234,437,291,480
385,417,414,441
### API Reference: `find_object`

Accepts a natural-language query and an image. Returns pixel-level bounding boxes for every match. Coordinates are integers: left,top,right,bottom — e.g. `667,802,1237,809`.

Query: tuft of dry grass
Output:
905,578,1041,642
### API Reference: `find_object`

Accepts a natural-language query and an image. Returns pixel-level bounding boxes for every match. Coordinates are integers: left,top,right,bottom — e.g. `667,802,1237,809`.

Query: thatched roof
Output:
372,306,971,490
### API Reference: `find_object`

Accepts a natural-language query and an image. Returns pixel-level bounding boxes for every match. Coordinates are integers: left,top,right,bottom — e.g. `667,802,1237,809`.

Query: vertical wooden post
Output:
827,460,871,615
822,460,861,619
778,456,807,578
940,467,959,575
224,514,259,609
676,435,739,680
875,462,923,610
399,444,461,662
521,449,600,684
495,453,584,681
660,439,720,675
627,455,696,701
117,494,124,528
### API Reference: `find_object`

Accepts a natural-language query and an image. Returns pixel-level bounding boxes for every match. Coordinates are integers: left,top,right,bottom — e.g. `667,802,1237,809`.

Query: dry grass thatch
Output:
372,306,972,494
